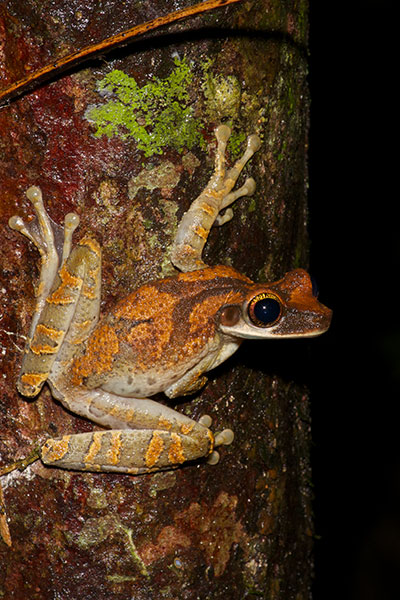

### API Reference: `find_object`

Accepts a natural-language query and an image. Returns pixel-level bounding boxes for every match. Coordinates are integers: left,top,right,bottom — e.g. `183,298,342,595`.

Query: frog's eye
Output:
248,293,282,327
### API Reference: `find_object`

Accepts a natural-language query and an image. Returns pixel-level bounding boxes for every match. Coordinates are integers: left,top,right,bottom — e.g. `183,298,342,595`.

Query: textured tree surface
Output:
0,1,313,598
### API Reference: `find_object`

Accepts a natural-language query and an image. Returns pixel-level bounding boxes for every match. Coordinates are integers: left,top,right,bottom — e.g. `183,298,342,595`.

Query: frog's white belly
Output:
99,343,214,398
99,336,240,399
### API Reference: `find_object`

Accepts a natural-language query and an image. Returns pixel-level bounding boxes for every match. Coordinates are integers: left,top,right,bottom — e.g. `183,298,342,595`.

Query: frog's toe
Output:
198,414,212,428
9,213,46,254
207,450,220,465
214,428,234,447
214,208,234,226
198,416,234,465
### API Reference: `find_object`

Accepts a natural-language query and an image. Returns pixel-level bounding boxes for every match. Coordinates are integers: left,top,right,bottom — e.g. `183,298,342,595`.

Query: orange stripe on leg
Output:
84,432,103,464
41,435,71,463
79,237,101,256
20,372,48,389
193,225,208,240
168,433,185,465
47,264,81,305
145,431,164,468
35,323,64,340
107,432,122,466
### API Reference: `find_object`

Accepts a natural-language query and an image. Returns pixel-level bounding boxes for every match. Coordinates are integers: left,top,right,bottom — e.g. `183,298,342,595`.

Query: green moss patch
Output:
85,58,204,157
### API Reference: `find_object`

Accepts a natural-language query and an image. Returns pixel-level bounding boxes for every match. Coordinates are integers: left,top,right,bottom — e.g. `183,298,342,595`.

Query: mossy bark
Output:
0,1,313,598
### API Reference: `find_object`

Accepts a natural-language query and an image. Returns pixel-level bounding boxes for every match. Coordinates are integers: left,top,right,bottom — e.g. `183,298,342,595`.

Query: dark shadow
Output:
309,1,397,598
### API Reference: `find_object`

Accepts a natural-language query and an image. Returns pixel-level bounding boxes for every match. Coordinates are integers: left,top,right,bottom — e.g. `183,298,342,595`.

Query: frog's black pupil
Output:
253,298,281,325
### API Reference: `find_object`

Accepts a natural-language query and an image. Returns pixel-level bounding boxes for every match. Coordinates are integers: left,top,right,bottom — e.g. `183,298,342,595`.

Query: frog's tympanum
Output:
9,125,331,474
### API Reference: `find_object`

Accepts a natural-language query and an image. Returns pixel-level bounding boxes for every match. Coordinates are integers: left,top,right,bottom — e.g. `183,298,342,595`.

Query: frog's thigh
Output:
59,387,209,434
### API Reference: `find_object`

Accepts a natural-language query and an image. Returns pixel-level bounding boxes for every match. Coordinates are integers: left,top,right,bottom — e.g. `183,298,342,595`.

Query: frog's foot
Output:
9,186,80,263
214,125,261,212
9,187,80,331
170,125,261,273
213,174,256,226
199,414,234,466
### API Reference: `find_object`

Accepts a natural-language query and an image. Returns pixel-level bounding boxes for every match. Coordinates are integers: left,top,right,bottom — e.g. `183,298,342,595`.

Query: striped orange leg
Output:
40,389,233,473
9,187,100,397
170,125,261,272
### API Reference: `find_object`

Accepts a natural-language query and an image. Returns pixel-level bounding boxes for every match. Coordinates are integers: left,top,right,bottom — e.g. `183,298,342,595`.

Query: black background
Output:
308,1,398,598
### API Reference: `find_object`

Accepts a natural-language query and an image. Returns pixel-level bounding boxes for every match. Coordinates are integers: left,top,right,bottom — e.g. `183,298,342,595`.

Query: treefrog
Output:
9,125,331,474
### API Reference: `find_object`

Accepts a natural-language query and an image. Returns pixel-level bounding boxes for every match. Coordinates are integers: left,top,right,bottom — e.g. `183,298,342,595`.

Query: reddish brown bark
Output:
0,1,313,598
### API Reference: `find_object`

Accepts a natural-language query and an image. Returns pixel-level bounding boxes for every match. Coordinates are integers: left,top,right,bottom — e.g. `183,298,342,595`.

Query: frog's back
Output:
70,265,253,395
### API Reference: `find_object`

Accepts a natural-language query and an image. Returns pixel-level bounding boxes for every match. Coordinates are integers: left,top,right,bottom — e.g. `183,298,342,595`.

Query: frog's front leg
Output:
171,125,261,272
164,339,241,399
40,388,233,473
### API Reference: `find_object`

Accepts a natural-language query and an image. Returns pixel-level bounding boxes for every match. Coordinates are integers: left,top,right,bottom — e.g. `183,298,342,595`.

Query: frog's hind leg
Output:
170,125,261,272
9,187,100,398
18,236,101,398
40,388,234,474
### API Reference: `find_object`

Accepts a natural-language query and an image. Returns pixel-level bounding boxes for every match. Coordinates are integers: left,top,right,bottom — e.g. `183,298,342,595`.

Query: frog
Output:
8,125,332,474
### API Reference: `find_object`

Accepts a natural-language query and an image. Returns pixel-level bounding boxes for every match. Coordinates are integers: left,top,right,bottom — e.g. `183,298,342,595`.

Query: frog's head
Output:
217,269,332,339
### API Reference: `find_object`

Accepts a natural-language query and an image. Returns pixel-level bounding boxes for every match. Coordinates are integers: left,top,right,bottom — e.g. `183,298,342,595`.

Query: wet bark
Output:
0,1,313,598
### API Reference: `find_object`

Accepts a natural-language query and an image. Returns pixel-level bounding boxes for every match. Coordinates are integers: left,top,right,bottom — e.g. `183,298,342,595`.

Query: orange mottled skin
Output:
71,265,252,390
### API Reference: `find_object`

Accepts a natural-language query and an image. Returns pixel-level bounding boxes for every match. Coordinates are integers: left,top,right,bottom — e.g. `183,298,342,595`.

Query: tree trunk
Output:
0,1,313,598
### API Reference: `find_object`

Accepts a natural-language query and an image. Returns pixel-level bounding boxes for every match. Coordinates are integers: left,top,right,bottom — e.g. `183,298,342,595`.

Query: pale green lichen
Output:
127,161,182,200
94,180,119,208
247,197,257,213
85,58,203,157
159,200,179,277
119,524,149,577
200,59,264,159
227,130,247,159
86,485,109,509
64,514,119,549
201,60,241,122
201,59,244,160
106,575,137,583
